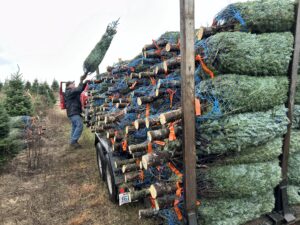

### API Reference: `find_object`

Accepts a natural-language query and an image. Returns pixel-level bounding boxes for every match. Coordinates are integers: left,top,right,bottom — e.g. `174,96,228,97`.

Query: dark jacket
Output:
64,82,86,117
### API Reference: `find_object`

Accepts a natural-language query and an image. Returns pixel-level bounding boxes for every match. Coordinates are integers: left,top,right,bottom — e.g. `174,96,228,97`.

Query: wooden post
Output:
180,0,197,224
272,1,300,223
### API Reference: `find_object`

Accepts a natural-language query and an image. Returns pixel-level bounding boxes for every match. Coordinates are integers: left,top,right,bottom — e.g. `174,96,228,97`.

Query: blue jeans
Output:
69,115,83,144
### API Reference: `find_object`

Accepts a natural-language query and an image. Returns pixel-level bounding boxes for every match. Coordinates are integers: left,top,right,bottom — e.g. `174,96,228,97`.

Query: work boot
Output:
70,142,82,149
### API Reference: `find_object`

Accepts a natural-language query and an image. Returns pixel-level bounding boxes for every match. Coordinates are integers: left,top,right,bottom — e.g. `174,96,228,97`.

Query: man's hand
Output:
80,74,88,82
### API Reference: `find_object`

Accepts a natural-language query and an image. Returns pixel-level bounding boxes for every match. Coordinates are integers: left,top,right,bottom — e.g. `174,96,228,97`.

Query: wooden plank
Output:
282,0,300,178
179,0,197,224
276,1,300,221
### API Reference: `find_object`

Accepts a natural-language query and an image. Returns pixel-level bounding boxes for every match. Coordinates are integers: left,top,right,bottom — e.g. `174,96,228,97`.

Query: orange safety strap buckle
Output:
130,81,137,90
168,122,177,141
153,140,166,146
166,88,176,108
147,142,153,153
122,140,127,152
168,162,183,177
150,77,156,86
146,104,150,118
174,205,183,221
195,98,201,116
139,171,144,181
152,39,161,51
110,138,115,145
195,54,215,79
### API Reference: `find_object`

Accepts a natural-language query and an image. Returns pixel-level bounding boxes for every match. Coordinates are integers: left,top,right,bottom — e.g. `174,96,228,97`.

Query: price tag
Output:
119,192,131,206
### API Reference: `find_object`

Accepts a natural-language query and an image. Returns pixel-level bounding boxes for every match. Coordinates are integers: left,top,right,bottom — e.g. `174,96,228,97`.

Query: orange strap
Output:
150,197,156,209
169,123,177,141
147,142,153,153
139,171,144,181
110,138,115,145
168,162,183,177
174,205,183,221
135,159,141,166
195,98,201,116
152,39,161,51
122,140,127,152
166,89,176,108
153,140,166,146
150,77,156,86
130,81,137,90
146,104,150,118
195,54,215,79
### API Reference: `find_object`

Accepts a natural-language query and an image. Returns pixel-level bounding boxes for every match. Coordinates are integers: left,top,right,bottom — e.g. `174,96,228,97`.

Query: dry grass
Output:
0,106,160,225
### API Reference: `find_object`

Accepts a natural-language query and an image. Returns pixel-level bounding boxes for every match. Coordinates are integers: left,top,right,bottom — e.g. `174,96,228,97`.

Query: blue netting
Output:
213,4,247,30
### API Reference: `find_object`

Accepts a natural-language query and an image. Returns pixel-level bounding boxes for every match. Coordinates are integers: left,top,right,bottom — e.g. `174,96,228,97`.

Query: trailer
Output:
82,0,300,224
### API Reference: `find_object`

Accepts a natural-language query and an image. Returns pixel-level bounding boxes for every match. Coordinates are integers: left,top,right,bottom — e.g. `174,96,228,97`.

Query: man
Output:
64,74,87,148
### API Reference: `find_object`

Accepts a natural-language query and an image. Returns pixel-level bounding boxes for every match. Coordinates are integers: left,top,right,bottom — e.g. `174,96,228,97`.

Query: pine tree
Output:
39,82,56,106
51,79,59,92
25,81,31,90
0,82,3,92
4,68,33,116
0,103,9,139
31,79,39,94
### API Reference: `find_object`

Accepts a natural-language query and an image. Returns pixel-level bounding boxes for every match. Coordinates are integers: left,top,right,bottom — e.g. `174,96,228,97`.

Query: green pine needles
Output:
83,19,119,74
201,32,294,76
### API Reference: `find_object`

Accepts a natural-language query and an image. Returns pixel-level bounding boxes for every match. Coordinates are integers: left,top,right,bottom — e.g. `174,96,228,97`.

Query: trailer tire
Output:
96,142,106,181
105,156,118,203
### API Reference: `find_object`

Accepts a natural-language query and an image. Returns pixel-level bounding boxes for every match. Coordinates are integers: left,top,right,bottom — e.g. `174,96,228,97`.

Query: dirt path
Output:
0,107,159,225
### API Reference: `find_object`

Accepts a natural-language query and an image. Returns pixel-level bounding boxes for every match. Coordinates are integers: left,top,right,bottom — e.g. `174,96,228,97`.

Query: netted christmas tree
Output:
4,69,33,116
83,19,119,74
197,32,294,76
213,0,295,33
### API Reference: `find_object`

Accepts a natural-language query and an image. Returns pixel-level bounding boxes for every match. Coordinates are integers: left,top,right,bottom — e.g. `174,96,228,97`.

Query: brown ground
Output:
0,107,160,225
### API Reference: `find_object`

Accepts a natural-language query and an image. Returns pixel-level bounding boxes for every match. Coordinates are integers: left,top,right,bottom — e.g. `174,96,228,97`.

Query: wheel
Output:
105,155,118,203
96,142,106,181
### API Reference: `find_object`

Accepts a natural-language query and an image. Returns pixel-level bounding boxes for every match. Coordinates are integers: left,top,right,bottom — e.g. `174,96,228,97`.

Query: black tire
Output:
105,155,118,203
96,142,106,181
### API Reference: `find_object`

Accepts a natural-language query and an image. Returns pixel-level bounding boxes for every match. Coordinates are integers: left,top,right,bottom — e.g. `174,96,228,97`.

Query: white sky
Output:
0,0,246,84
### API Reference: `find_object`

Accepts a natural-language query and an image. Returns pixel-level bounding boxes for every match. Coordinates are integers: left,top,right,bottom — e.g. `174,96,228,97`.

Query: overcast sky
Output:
0,0,246,84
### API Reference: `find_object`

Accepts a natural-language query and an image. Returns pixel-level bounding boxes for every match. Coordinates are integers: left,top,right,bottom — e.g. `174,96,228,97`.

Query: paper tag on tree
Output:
119,192,131,206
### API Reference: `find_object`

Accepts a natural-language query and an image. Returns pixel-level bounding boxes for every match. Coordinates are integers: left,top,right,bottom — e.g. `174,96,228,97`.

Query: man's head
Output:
66,81,75,89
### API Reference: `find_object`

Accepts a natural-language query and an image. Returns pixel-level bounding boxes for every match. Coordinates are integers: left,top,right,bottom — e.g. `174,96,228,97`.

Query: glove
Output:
80,74,88,82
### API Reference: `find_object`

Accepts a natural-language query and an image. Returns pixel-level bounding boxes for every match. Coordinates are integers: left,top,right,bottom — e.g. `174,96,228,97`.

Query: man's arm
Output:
66,74,88,98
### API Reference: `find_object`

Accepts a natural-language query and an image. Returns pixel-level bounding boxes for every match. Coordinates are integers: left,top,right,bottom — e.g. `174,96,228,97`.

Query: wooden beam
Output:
180,0,197,224
282,0,300,180
275,1,300,222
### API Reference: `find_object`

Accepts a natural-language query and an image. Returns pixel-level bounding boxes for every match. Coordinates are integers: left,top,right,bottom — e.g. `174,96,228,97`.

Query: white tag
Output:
119,192,131,206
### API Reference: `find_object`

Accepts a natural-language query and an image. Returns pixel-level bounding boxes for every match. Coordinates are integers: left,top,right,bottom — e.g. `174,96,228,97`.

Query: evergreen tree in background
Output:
25,81,31,90
0,103,9,139
51,79,59,92
31,79,39,94
39,82,56,106
4,69,33,116
0,82,3,92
